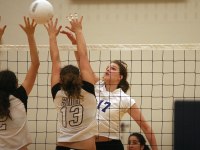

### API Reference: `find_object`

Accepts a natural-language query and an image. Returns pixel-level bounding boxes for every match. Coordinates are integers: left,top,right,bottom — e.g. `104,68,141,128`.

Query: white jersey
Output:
95,80,135,139
52,81,97,142
0,86,32,150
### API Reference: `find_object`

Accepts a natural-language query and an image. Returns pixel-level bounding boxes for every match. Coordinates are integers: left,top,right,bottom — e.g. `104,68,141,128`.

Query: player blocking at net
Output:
0,16,40,150
44,14,97,150
62,18,158,150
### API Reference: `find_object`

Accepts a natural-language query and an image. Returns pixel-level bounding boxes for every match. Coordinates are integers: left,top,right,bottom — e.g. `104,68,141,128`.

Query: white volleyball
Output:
29,0,54,24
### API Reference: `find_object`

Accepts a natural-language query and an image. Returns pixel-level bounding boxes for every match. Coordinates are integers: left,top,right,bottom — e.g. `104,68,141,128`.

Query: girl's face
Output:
127,136,144,150
104,63,122,83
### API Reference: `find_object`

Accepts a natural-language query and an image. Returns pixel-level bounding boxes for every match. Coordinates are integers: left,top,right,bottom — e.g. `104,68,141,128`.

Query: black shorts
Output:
56,146,85,150
96,139,124,150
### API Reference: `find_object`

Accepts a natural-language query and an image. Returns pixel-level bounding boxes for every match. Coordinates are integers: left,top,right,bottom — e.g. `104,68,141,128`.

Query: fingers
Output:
57,25,62,34
66,13,83,34
46,18,58,27
60,31,74,39
79,16,83,23
74,13,78,20
45,18,62,36
19,24,23,28
33,21,37,28
19,24,25,32
60,30,68,34
23,16,27,26
70,14,74,21
67,32,76,40
27,17,30,26
31,18,34,26
0,16,7,31
63,31,72,37
31,18,37,27
46,19,50,27
54,18,58,27
66,32,73,37
65,25,71,30
67,13,80,23
23,16,36,27
2,25,7,31
60,30,72,37
60,31,77,44
50,17,53,26
67,16,72,23
44,24,48,30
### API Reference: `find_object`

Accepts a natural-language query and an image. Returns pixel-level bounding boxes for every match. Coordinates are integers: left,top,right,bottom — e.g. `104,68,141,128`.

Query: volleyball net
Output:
1,44,200,150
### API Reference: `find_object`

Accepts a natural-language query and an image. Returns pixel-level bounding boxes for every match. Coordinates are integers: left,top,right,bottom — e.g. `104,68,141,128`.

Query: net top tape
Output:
0,44,200,51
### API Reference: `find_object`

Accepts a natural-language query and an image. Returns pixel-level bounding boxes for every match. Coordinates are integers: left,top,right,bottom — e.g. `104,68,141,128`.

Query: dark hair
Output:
0,70,18,119
111,60,129,93
60,65,83,100
128,133,150,150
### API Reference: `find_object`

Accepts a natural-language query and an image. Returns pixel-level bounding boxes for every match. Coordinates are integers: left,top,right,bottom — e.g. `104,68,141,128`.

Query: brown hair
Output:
60,65,83,100
0,70,17,119
111,60,130,93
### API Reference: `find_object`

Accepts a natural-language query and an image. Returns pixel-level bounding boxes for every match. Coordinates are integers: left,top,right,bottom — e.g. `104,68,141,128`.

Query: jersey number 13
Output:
60,104,83,127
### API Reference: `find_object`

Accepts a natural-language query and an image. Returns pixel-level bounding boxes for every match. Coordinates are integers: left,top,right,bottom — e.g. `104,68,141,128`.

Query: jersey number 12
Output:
0,117,7,131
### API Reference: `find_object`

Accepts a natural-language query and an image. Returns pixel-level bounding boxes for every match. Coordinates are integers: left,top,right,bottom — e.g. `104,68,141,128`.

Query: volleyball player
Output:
44,14,97,150
127,133,150,150
0,16,39,150
62,30,158,150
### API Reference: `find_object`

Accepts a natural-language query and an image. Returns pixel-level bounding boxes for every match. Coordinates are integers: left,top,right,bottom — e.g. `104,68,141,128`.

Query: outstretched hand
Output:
19,16,37,37
44,18,62,37
65,13,83,34
60,13,83,45
0,16,7,38
60,30,77,45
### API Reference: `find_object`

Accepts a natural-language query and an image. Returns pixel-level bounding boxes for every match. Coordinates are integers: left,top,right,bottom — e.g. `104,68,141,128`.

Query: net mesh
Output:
1,44,200,150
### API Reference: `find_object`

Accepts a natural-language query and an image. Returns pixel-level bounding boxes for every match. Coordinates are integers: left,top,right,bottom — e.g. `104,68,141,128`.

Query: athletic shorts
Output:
56,146,85,150
96,139,124,150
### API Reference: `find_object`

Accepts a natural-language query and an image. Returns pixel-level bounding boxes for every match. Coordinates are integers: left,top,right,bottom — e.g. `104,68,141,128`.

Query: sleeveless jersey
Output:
0,86,32,150
95,80,135,139
52,81,97,142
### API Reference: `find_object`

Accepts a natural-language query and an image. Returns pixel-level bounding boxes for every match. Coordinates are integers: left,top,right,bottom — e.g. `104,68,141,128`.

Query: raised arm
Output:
0,16,7,42
59,31,80,65
64,13,94,85
19,16,40,95
127,104,158,150
44,18,62,88
60,15,99,84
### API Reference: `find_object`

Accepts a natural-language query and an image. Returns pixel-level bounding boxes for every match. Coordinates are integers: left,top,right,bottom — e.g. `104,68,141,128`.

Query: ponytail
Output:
0,90,11,119
60,65,83,100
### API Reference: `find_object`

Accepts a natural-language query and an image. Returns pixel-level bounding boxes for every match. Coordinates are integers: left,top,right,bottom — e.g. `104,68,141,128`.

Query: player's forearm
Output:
49,35,60,63
144,128,158,150
74,51,80,68
75,31,87,56
27,35,40,66
75,31,87,57
0,34,3,43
